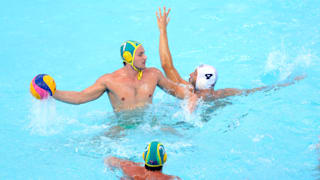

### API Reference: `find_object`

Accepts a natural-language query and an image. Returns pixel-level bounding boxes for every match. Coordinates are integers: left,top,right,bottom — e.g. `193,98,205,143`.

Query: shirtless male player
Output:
53,40,197,112
105,141,180,180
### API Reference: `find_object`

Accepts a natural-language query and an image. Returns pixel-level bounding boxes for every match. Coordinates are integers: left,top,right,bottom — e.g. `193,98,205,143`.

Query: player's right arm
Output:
156,7,189,86
211,75,305,100
53,75,108,104
104,157,141,169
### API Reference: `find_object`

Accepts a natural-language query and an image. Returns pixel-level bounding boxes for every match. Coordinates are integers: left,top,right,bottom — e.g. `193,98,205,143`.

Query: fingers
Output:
167,8,171,17
157,6,171,24
163,7,171,17
157,6,171,18
159,7,162,17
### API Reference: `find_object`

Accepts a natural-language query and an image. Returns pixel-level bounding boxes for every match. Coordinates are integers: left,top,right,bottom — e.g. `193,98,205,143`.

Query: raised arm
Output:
156,7,189,86
53,75,108,104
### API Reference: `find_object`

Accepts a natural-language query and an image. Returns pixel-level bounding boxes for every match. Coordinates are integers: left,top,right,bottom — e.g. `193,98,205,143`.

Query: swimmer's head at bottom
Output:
145,164,163,171
143,141,167,171
189,64,218,90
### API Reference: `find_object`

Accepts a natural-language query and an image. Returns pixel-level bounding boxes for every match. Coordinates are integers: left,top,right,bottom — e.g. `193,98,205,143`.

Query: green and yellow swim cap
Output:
142,141,167,167
120,40,143,80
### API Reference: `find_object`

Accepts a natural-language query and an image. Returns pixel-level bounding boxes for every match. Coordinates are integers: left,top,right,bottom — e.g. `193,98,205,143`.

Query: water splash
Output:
262,48,313,84
27,97,64,136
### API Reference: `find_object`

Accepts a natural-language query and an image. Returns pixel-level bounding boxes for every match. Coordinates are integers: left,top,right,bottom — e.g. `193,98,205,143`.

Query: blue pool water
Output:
1,0,320,179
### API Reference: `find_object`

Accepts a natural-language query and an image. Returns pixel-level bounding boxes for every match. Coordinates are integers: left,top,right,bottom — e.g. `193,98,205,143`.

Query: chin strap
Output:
124,60,143,80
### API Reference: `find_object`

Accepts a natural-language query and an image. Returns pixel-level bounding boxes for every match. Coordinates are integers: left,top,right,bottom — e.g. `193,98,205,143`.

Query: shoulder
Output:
98,68,125,83
145,67,162,74
152,173,179,180
144,67,165,78
96,73,112,84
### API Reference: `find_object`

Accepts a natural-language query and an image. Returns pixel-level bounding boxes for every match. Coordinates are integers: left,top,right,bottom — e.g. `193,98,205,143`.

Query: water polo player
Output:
156,7,304,101
45,40,197,112
105,141,181,180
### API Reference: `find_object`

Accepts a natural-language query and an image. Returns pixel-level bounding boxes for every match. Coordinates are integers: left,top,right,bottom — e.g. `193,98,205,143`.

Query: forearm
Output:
159,30,188,85
53,90,87,104
104,157,122,168
243,86,269,94
187,93,198,113
168,85,197,113
159,29,173,68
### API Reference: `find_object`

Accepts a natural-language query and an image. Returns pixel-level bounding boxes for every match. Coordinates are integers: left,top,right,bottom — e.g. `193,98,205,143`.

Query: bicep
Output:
80,78,107,101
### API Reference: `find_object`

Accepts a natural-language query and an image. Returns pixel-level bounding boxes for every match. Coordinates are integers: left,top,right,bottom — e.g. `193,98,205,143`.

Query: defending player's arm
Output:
156,7,189,86
211,75,305,100
156,68,198,112
53,75,108,104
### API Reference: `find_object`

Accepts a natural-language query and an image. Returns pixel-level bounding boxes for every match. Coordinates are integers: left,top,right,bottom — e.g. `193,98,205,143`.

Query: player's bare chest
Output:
109,78,157,95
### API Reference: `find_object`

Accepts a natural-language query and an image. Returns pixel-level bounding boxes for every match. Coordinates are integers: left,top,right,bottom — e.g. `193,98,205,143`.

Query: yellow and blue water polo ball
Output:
120,40,142,63
30,74,56,99
142,141,167,167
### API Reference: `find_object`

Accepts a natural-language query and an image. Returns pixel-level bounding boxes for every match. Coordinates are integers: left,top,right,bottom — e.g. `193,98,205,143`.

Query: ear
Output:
142,151,145,161
163,153,167,163
123,51,133,63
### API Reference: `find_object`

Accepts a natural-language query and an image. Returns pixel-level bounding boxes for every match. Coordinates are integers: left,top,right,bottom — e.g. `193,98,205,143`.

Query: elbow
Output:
161,64,175,76
161,63,170,70
73,101,82,105
74,97,87,105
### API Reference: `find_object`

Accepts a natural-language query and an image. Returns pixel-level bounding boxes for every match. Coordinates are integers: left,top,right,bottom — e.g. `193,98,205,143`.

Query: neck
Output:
124,64,139,76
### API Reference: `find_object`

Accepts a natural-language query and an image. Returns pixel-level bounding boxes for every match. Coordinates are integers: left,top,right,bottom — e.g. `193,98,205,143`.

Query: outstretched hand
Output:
156,7,171,31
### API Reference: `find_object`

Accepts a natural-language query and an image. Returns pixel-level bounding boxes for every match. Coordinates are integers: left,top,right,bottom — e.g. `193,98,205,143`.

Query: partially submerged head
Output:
142,141,167,171
120,40,147,80
189,64,218,90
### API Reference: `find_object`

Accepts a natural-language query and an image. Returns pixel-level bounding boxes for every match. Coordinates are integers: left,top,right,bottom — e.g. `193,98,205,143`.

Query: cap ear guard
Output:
123,51,133,63
142,144,149,162
142,151,145,161
163,152,167,163
158,144,167,164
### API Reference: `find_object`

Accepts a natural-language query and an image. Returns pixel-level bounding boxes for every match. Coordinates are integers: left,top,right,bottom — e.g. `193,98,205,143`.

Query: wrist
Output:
159,29,167,34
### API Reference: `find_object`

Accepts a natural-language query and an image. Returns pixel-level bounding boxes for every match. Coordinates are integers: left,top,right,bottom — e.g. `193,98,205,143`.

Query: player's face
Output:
133,46,147,70
189,69,197,87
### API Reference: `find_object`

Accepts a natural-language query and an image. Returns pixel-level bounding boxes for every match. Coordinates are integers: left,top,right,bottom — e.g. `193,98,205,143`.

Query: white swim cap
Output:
195,64,218,90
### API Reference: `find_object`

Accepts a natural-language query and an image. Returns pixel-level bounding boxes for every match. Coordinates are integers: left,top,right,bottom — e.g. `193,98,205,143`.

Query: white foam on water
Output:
176,99,204,128
263,48,315,84
27,97,65,136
